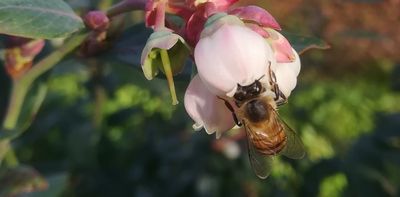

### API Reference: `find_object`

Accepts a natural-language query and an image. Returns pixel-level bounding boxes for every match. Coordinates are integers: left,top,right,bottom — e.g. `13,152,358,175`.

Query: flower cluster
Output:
140,0,300,137
145,0,239,46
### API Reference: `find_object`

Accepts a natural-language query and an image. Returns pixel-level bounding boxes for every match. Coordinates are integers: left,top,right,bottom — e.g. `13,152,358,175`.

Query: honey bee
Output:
221,63,305,179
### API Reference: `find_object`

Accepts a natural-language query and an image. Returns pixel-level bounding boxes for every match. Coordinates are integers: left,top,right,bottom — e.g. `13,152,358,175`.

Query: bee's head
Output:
234,80,264,102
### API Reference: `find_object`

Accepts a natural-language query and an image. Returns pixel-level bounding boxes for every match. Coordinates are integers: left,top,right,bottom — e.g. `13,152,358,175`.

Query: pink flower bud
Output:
84,11,110,31
4,37,45,79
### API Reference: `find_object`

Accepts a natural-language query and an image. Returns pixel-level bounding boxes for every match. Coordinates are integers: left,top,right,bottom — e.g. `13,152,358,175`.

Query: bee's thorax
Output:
245,99,270,123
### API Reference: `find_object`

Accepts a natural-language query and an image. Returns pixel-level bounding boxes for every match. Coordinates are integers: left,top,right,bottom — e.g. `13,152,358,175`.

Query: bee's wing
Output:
275,114,306,159
244,122,273,179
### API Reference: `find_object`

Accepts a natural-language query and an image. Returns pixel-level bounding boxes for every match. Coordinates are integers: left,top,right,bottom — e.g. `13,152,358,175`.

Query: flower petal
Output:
245,23,269,37
266,29,296,63
229,6,281,30
185,6,208,46
184,75,235,136
192,0,239,11
195,24,274,97
145,0,157,27
140,29,189,80
274,48,301,97
211,0,239,10
285,48,301,76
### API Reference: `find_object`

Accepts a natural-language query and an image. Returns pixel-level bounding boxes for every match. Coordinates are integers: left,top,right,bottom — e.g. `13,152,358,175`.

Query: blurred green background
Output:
1,0,400,196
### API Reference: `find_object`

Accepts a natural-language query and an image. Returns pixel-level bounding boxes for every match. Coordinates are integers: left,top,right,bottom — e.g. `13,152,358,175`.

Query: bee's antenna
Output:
257,74,265,81
256,61,270,81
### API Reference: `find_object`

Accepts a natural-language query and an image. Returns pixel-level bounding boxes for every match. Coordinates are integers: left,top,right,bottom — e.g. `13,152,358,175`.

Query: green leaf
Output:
0,165,48,197
283,32,330,55
0,0,84,39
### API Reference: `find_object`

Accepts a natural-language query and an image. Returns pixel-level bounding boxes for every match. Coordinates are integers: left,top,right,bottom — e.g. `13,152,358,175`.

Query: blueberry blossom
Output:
184,14,300,137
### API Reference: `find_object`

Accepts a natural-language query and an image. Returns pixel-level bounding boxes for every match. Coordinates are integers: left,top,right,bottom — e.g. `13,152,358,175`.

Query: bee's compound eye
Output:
250,81,262,95
256,81,263,92
234,92,245,101
253,85,260,93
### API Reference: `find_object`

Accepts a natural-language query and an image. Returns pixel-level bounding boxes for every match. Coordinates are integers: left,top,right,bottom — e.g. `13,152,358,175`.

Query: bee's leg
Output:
268,64,280,101
273,84,280,101
276,91,288,106
273,82,288,106
268,62,276,84
232,112,242,127
218,96,242,126
268,63,288,106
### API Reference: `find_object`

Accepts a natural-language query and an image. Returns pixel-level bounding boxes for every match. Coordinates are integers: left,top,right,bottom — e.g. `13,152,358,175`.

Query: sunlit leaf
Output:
0,0,84,39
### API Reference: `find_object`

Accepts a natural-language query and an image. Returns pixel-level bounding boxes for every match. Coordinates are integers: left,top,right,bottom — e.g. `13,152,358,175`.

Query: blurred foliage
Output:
252,0,400,65
319,173,347,197
0,0,399,197
0,165,48,196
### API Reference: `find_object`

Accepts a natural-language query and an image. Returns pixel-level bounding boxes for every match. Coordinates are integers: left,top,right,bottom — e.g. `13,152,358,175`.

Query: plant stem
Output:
0,0,145,165
106,0,147,17
0,31,89,165
4,147,18,167
2,31,88,131
0,141,11,166
89,60,106,128
22,32,89,86
154,1,166,31
160,49,178,105
2,81,29,130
